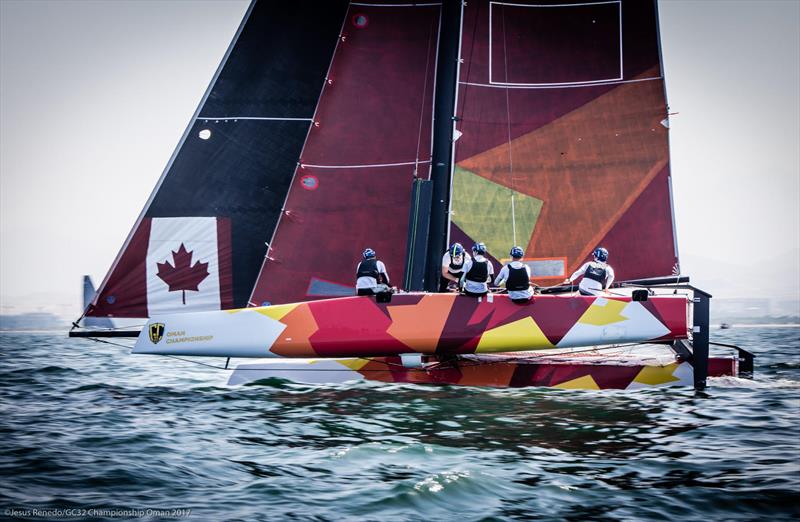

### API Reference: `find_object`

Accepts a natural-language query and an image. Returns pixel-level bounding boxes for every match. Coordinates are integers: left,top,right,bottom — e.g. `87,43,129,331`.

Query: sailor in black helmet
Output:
439,242,471,292
563,247,615,296
356,248,391,296
460,242,494,297
494,246,533,303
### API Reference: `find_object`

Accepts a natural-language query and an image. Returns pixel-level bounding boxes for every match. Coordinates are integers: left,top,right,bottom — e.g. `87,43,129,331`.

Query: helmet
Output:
593,247,608,263
449,242,464,257
472,242,487,255
510,246,524,259
362,248,376,259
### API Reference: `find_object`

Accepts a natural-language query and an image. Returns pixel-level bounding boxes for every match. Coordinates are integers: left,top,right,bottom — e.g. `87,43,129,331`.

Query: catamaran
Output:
70,0,753,390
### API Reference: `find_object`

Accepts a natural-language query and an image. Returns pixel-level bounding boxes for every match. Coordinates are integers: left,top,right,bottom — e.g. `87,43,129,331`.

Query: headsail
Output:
449,0,679,283
85,0,350,318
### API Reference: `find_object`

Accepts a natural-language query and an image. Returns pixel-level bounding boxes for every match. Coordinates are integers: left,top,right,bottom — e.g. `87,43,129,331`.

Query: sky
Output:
1,0,798,318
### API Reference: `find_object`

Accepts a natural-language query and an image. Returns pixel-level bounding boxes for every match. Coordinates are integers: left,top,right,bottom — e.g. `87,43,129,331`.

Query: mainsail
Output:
249,2,441,306
449,0,679,284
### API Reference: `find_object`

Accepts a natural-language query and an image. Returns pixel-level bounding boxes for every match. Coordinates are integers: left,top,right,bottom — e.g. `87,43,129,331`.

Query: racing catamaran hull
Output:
226,350,739,390
133,293,688,359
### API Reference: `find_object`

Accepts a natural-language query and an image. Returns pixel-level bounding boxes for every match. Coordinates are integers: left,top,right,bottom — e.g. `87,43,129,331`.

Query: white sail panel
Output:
146,217,224,315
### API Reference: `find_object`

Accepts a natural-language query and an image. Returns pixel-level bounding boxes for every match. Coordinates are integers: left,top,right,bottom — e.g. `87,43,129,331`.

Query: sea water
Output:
1,328,798,521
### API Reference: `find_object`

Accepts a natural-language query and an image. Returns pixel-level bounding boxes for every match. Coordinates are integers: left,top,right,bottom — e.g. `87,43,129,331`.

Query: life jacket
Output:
506,264,530,291
448,254,465,274
357,258,380,281
583,263,607,285
465,259,489,283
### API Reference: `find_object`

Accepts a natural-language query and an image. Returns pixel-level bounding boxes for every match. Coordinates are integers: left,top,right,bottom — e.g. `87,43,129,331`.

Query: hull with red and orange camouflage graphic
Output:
133,293,688,359
228,351,739,390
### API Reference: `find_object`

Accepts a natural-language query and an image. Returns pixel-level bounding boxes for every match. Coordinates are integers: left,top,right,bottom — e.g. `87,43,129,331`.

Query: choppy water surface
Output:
1,328,798,521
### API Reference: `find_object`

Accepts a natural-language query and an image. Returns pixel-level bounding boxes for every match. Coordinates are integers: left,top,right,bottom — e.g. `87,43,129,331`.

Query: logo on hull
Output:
149,323,165,344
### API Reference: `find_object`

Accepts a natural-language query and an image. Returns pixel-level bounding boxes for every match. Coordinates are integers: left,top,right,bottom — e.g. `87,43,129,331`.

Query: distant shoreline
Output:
712,323,800,328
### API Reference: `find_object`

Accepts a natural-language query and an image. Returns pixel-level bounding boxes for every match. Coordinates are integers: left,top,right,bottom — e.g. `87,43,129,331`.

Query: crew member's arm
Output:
378,261,391,286
604,265,615,289
486,262,495,283
459,259,472,288
441,265,456,281
494,265,509,287
563,262,589,285
440,254,460,283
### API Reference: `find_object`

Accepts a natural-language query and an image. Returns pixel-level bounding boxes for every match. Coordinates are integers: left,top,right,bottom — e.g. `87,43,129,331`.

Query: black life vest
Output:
357,258,380,281
448,254,465,274
583,263,607,285
505,264,530,291
465,259,489,283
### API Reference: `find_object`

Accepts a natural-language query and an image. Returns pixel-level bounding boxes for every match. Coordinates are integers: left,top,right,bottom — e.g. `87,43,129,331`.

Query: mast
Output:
419,0,462,291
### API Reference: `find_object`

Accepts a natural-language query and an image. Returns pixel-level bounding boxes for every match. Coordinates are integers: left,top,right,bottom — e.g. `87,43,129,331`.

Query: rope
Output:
414,14,436,178
501,9,518,247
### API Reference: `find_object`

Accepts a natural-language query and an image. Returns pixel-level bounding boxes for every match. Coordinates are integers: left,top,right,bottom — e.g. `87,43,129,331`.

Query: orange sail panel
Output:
250,4,441,306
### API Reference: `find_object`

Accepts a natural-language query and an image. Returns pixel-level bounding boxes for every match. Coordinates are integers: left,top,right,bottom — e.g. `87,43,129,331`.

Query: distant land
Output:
0,312,68,331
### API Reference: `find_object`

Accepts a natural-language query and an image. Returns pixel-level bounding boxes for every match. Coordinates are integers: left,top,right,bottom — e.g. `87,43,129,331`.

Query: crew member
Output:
439,242,471,292
494,246,533,303
563,247,615,296
461,242,494,297
356,248,391,296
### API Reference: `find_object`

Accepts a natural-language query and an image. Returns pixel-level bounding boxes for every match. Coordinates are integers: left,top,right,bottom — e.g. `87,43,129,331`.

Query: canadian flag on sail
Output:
146,217,227,314
87,217,233,318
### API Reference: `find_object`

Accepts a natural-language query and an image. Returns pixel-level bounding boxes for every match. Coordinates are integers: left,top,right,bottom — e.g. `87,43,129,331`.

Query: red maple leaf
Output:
156,243,210,305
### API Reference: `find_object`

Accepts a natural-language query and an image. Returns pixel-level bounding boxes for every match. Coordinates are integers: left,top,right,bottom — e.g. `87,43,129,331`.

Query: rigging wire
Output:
414,14,436,178
502,8,518,248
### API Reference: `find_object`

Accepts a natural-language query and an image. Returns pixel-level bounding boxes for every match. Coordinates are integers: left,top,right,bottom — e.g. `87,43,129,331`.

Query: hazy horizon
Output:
1,0,798,318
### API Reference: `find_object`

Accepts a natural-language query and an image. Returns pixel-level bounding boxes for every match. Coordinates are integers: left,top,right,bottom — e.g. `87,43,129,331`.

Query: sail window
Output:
489,1,622,86
198,129,212,140
521,258,567,279
352,14,368,28
300,175,319,191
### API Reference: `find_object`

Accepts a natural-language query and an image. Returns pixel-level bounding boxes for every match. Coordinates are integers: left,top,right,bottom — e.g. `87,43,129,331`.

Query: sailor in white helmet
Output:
460,242,494,297
439,242,471,292
494,246,533,303
563,247,615,296
355,248,391,296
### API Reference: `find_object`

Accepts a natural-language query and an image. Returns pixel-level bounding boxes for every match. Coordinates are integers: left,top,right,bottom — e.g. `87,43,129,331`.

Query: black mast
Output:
407,0,461,291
